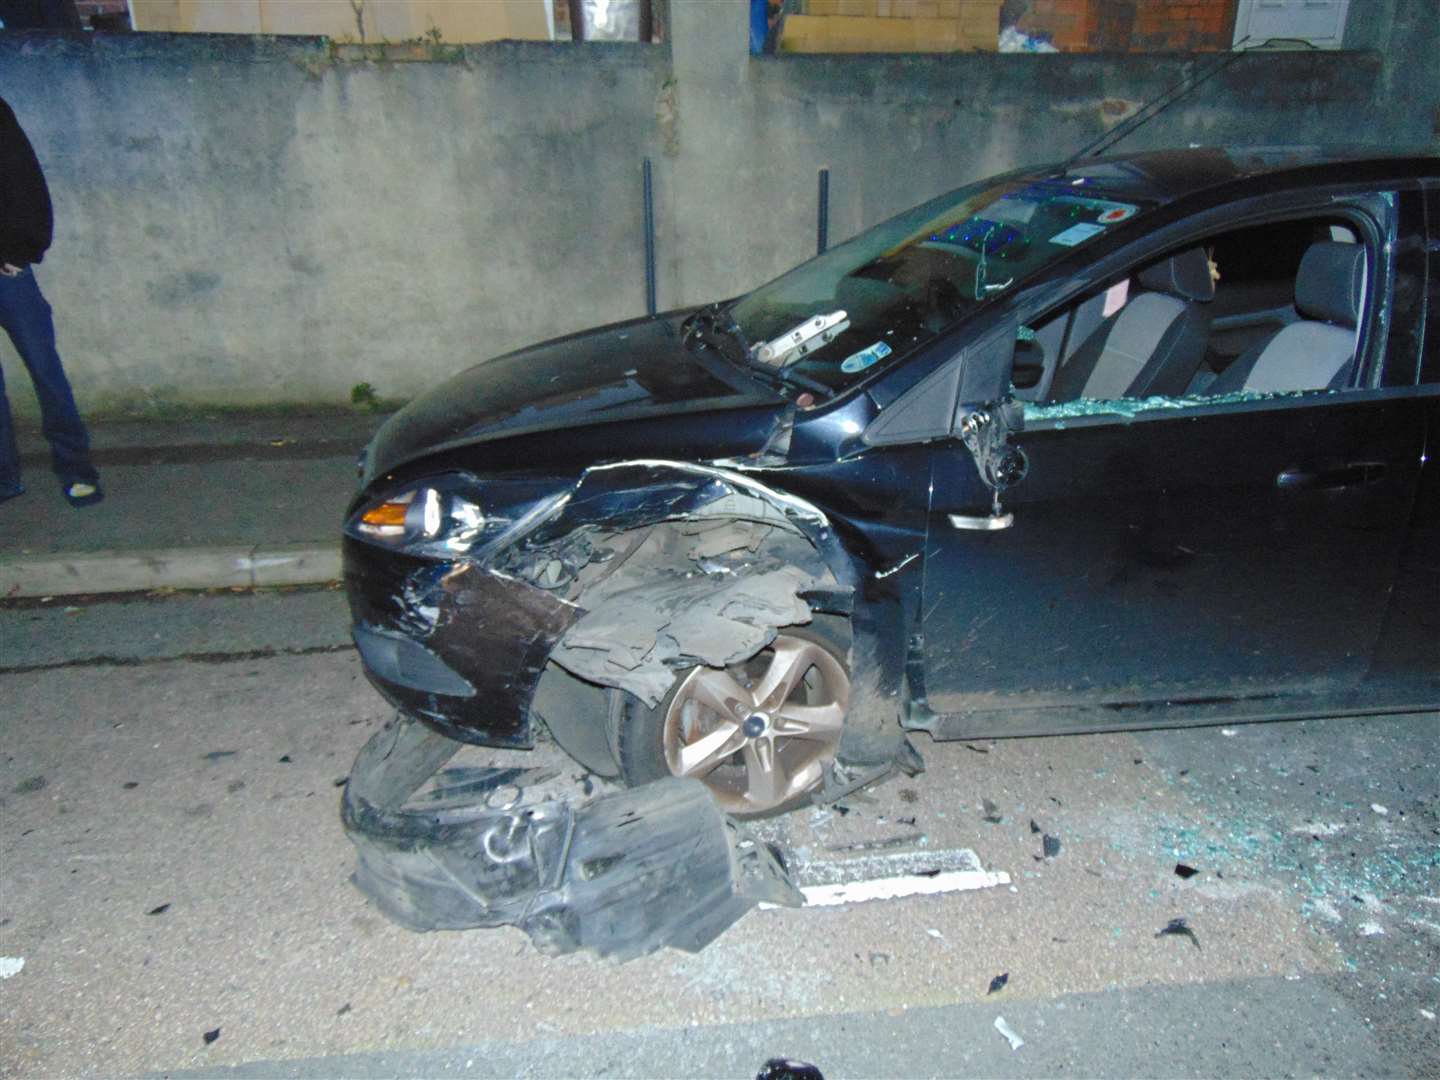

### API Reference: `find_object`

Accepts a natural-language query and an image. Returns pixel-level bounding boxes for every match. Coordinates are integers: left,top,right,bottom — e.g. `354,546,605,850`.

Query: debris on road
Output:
788,848,1010,907
993,1015,1025,1050
146,903,170,916
0,958,24,979
981,798,1003,824
1156,917,1202,949
824,833,926,855
1174,863,1199,879
1358,922,1385,936
343,715,800,961
202,1028,220,1045
757,1059,825,1080
754,1059,823,1077
987,972,1009,995
1371,803,1389,815
1042,834,1061,859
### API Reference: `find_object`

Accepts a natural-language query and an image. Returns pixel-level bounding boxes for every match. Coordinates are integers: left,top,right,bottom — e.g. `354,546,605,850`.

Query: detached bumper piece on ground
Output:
342,715,802,961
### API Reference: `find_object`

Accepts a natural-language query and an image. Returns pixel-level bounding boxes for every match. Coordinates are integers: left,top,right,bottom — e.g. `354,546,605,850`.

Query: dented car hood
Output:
367,312,781,479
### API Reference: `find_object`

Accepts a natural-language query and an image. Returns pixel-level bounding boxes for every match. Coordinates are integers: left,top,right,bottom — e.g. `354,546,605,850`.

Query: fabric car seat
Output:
1208,241,1366,395
1047,246,1215,402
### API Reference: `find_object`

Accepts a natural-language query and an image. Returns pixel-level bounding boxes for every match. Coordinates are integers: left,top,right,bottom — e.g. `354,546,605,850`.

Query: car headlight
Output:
348,475,488,553
346,474,569,559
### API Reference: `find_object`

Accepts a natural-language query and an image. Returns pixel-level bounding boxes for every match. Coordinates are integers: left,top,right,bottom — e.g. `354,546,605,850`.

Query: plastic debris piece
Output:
333,777,347,787
0,958,24,979
343,716,800,961
278,755,293,764
1174,863,1199,879
757,1059,824,1080
993,1015,1025,1050
1420,1009,1436,1021
1043,834,1061,858
987,972,1009,995
202,751,236,762
825,833,925,855
797,865,1010,907
122,781,139,789
1029,819,1041,835
146,903,170,916
926,928,945,940
1156,917,1201,950
964,744,990,754
1358,922,1385,936
203,1028,220,1045
981,799,1003,824
1371,804,1389,815
337,1002,352,1016
1221,728,1238,737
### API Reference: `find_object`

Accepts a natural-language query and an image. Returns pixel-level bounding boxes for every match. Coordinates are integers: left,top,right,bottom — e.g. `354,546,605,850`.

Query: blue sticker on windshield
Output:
1048,222,1106,247
841,341,892,374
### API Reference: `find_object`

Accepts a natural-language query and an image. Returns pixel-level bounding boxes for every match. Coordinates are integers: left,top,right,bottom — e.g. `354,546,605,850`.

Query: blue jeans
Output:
0,266,97,498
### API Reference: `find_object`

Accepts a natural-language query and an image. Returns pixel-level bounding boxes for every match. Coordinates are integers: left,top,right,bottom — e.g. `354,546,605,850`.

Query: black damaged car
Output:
342,147,1440,820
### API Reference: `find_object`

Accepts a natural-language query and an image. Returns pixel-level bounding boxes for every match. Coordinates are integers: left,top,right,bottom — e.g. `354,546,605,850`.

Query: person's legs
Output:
0,360,23,502
0,267,100,500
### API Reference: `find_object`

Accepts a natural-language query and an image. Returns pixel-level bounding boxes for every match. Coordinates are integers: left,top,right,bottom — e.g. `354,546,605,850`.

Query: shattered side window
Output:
1024,390,1303,425
1024,213,1375,421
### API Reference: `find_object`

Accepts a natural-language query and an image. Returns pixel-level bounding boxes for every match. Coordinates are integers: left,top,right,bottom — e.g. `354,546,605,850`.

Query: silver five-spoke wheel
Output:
659,630,848,815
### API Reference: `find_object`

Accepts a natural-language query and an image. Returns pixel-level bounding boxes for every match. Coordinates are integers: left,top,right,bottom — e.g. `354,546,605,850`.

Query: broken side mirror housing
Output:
863,316,1018,447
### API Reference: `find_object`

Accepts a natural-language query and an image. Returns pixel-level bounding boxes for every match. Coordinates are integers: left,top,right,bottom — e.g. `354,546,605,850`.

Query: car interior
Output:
1014,216,1371,404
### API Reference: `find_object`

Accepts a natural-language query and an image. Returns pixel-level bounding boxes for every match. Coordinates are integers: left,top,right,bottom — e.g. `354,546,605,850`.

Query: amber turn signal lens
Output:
360,501,410,528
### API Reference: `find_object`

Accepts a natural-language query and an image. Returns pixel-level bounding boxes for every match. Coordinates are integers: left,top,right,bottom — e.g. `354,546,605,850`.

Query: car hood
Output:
365,313,781,480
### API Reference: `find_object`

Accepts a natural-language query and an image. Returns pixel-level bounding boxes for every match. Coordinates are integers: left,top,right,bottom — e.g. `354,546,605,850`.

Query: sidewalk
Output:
0,408,393,599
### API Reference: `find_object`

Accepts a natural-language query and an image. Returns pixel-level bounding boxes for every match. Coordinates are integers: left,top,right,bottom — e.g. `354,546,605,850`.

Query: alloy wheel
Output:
661,632,848,815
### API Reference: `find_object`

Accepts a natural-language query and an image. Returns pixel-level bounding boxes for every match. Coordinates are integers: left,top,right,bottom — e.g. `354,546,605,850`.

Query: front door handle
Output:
1276,462,1388,491
949,511,1014,531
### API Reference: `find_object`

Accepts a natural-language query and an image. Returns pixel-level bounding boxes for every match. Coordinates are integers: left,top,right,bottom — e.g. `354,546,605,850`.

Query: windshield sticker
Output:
988,196,1039,225
1102,279,1130,316
841,341,892,374
1049,222,1106,247
1099,205,1136,223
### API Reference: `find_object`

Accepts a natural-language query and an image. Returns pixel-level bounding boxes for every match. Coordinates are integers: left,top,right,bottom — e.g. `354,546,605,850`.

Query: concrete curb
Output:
0,542,342,599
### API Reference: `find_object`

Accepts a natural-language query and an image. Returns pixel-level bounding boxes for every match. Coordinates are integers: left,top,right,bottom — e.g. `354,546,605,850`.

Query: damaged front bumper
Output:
344,459,848,752
344,537,579,748
341,714,801,961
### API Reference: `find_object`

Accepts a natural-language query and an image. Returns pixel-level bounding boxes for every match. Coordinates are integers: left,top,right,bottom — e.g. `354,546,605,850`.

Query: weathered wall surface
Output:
2,34,668,412
0,0,1434,415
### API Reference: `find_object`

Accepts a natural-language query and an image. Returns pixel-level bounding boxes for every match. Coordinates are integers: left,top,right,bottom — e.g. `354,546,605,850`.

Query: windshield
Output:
728,173,1149,393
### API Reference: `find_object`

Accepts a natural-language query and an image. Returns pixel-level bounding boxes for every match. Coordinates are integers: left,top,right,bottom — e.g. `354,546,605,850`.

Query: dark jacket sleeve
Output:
0,95,54,266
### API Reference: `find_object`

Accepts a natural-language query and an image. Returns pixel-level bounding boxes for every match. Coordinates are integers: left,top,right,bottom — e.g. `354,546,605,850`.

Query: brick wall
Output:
1015,0,1237,52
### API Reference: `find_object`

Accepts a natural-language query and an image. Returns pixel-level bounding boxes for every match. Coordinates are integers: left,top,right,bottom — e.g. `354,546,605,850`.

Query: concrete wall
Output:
0,0,1435,416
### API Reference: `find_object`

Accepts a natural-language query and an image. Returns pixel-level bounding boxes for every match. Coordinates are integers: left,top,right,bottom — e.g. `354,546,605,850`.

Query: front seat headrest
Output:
1296,241,1365,328
1135,247,1215,303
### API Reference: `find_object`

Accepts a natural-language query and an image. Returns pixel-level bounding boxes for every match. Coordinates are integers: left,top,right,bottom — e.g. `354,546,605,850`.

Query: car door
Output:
915,187,1432,734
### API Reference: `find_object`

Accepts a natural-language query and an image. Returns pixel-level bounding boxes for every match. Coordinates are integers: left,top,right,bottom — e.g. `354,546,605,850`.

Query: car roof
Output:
1028,146,1438,206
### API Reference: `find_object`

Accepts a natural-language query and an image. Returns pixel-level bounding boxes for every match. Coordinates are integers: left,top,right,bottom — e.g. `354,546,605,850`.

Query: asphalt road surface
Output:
1,589,1436,1078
